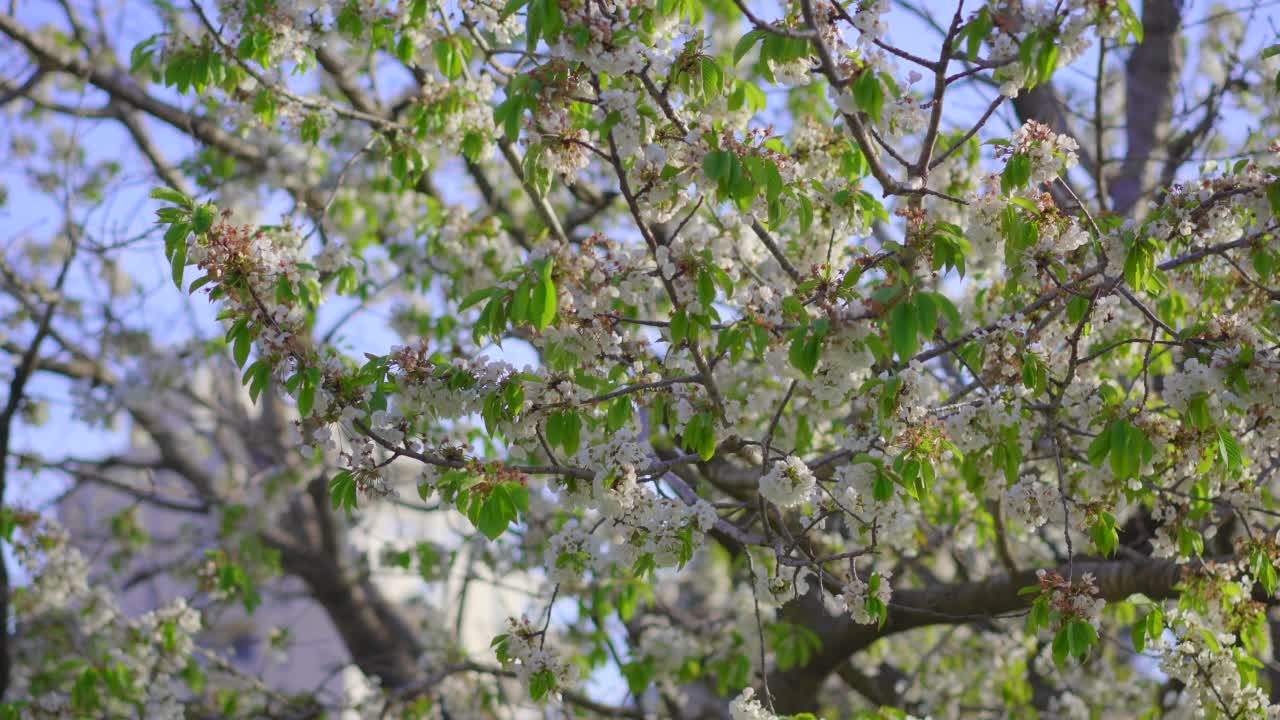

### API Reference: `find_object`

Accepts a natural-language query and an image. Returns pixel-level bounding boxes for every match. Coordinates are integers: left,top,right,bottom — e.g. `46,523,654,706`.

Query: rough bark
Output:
270,536,427,690
1110,0,1185,215
769,557,1189,713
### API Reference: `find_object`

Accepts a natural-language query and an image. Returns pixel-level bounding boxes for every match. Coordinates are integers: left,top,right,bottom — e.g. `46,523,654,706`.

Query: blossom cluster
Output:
8,520,211,718
759,456,817,509
495,616,578,694
840,569,894,625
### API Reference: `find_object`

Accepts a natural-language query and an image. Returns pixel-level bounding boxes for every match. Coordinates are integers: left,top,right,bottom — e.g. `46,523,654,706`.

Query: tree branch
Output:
0,230,78,697
1110,0,1184,214
0,12,265,164
769,556,1192,713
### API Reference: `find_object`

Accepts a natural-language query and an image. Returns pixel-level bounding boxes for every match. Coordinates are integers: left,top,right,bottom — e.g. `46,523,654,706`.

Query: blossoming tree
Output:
2,0,1280,716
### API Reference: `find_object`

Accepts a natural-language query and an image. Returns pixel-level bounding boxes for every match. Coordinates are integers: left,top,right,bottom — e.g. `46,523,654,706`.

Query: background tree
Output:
2,0,1280,718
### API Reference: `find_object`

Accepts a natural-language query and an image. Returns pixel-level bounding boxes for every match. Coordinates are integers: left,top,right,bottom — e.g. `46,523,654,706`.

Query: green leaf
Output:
1035,40,1059,85
1000,430,1022,486
297,380,315,417
1026,595,1049,633
1115,0,1143,42
328,470,357,511
1067,620,1097,660
528,668,557,701
242,360,270,404
934,293,962,334
768,622,823,671
733,29,767,65
500,0,529,18
163,221,190,249
506,479,527,512
621,658,657,695
475,483,522,539
788,323,825,378
192,204,216,234
1086,430,1110,467
494,95,524,142
170,239,188,288
670,309,689,345
1178,526,1204,557
540,0,563,41
526,0,545,52
71,668,100,711
232,325,252,368
1132,613,1149,654
797,195,813,234
433,39,467,80
872,468,894,502
1051,626,1071,666
1108,420,1132,478
863,595,887,627
1001,154,1031,194
841,147,869,179
459,287,498,312
852,71,884,123
1089,512,1118,557
697,268,717,308
699,56,724,98
461,131,486,163
531,260,557,330
683,412,717,461
914,293,938,341
150,186,191,208
964,9,992,59
606,396,632,432
877,375,901,420
702,150,734,184
889,301,918,361
549,410,581,456
1007,196,1039,214
961,450,983,494
709,264,735,297
131,36,158,73
1187,393,1212,430
1252,548,1277,596
1216,427,1243,474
